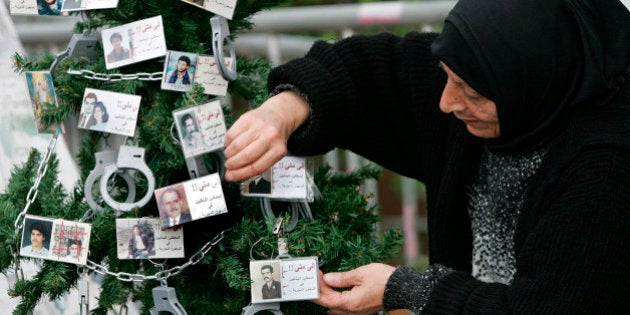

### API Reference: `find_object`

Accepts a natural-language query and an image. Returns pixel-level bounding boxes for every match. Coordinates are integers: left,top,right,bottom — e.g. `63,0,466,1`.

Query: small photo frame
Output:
250,257,319,304
24,71,59,133
102,15,167,70
78,88,141,136
115,218,185,260
161,50,198,92
242,156,313,201
10,0,66,16
193,55,229,96
20,215,92,265
154,173,228,229
173,100,227,158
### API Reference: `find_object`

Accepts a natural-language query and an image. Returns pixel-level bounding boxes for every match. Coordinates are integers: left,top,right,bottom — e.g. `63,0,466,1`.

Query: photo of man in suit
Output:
158,187,192,228
247,169,272,194
78,92,97,129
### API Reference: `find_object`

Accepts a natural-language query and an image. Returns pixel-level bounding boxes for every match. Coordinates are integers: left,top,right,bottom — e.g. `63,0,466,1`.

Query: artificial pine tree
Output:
0,0,403,314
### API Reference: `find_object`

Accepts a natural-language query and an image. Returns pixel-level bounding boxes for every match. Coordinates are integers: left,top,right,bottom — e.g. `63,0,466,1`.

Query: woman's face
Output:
93,106,104,122
439,63,500,138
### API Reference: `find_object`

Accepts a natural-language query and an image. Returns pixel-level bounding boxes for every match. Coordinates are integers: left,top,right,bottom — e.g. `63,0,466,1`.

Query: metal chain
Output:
66,69,164,81
83,228,230,282
12,130,231,284
13,133,60,230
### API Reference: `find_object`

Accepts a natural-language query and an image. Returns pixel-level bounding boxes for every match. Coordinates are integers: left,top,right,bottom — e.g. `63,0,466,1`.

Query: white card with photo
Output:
102,15,167,70
10,0,66,15
115,218,185,260
250,257,319,304
161,51,198,92
24,71,60,134
154,173,228,229
179,0,236,20
20,215,92,265
204,0,237,20
173,100,227,158
194,55,229,96
61,0,119,11
10,0,38,15
78,88,141,137
242,156,310,200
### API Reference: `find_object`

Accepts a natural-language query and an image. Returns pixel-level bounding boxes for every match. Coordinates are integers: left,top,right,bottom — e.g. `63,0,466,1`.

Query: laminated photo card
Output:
116,218,185,260
173,100,227,158
24,71,60,134
242,156,313,201
250,257,319,304
61,0,118,11
20,215,92,265
102,16,167,70
180,0,236,20
10,0,67,16
77,88,141,136
154,173,228,229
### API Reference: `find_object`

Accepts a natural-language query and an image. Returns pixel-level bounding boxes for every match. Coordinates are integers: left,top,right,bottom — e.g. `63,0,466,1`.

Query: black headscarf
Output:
431,0,630,152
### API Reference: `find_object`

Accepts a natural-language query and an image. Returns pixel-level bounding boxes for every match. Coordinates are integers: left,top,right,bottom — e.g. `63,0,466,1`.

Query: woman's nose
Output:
439,82,466,114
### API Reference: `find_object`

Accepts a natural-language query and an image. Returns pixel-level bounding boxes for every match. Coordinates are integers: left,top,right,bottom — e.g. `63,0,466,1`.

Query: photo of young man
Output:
20,218,53,258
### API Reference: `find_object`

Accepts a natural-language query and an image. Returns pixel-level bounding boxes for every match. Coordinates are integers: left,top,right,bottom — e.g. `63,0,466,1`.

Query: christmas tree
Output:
0,0,402,314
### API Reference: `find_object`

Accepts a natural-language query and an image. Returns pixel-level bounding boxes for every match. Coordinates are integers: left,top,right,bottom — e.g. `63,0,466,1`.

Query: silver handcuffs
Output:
84,146,155,212
84,150,137,211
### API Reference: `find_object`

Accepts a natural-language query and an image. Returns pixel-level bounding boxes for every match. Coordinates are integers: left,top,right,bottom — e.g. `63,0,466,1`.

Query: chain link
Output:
84,229,229,282
67,69,164,81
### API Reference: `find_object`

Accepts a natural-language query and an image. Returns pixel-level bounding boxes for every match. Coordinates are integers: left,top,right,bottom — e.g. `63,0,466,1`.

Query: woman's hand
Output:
224,90,310,182
313,263,396,315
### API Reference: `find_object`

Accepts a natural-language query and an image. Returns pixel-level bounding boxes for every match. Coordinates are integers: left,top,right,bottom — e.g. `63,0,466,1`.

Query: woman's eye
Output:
464,86,482,100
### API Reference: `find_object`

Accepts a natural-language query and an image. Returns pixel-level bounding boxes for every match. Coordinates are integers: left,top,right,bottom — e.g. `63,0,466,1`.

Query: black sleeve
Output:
267,32,448,177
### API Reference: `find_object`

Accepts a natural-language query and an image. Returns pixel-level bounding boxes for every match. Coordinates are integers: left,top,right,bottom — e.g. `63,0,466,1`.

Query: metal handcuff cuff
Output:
84,150,137,211
98,145,155,212
210,16,238,81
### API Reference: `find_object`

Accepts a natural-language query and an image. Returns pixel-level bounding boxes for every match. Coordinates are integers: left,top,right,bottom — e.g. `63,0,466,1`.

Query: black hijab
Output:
431,0,630,152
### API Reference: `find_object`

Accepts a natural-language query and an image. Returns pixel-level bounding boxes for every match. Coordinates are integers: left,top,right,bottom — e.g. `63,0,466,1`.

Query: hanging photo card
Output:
78,88,141,137
154,173,228,229
204,0,237,20
250,257,319,304
115,218,185,260
173,100,227,158
24,71,61,134
61,0,119,11
180,0,236,20
102,15,167,70
20,215,92,266
161,50,198,93
242,156,311,201
194,55,229,96
10,0,66,15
